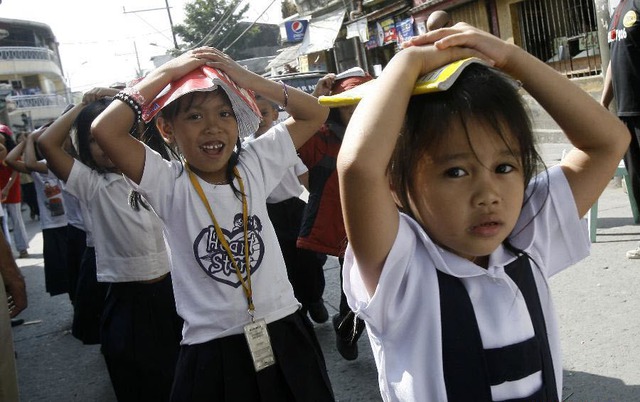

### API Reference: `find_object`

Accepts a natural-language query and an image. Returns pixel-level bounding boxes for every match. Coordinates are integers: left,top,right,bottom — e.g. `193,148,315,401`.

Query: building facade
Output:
0,18,69,133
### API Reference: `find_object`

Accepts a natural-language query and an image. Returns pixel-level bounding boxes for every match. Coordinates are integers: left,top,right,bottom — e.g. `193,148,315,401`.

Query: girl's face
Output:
255,99,278,137
158,91,239,184
407,119,525,266
88,133,115,170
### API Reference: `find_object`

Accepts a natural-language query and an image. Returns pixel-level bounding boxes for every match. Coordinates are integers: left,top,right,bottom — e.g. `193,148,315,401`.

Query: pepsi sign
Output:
285,20,309,42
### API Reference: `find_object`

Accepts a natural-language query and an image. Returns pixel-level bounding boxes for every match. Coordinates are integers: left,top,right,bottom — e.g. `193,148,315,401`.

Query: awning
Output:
298,8,346,56
266,43,302,71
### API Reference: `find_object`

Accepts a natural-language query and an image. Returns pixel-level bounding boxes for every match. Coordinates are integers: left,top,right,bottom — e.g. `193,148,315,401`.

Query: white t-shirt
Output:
266,157,307,203
62,187,85,231
65,162,170,283
344,166,590,402
132,124,300,345
244,132,307,203
31,170,68,230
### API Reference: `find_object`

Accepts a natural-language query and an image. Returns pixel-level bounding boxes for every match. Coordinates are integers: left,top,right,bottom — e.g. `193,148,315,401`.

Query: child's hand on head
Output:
312,74,336,98
82,87,119,104
197,47,261,89
403,23,514,70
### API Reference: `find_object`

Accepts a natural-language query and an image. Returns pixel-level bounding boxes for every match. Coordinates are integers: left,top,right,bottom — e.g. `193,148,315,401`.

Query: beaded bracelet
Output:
114,91,143,124
277,80,289,108
120,86,146,106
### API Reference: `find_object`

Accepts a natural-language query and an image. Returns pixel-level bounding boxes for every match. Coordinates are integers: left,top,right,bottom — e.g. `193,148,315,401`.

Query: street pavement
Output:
9,141,640,401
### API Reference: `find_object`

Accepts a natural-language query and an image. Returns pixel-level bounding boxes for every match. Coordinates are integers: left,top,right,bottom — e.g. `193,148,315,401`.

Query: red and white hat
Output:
142,66,261,139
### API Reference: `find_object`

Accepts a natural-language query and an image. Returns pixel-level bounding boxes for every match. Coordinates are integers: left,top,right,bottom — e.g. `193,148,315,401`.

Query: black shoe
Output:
11,318,24,327
307,300,329,323
333,313,365,361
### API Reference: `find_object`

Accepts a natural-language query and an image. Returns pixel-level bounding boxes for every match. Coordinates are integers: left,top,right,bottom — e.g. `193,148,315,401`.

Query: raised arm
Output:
420,24,629,218
40,88,118,182
23,130,48,174
338,39,484,294
4,139,29,174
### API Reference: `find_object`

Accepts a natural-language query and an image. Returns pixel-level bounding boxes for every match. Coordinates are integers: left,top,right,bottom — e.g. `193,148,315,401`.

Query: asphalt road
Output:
9,143,640,401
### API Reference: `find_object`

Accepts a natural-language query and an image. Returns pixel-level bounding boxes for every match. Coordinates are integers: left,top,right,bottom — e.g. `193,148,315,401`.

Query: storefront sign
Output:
285,20,309,42
378,18,397,45
396,18,415,44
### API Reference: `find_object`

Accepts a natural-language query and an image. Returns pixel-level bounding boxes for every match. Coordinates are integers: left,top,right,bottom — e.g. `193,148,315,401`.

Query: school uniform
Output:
31,170,69,296
131,123,334,401
343,166,590,401
62,189,86,304
65,162,182,402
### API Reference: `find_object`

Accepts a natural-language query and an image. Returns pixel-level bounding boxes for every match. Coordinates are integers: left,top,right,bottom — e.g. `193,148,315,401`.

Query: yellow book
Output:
319,57,490,108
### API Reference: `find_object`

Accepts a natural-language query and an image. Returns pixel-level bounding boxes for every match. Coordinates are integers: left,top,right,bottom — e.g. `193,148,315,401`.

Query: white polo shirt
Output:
65,161,170,283
344,165,590,401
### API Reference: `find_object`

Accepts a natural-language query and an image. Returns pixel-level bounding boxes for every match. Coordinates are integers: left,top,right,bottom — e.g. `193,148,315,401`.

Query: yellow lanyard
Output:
186,164,255,320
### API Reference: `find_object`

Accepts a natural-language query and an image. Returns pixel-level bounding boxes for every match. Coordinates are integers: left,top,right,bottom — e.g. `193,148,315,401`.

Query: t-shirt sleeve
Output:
241,123,298,196
343,214,433,333
126,145,179,220
511,165,590,277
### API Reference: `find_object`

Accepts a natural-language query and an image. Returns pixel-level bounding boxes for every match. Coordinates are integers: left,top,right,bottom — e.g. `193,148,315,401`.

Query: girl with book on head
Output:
37,91,182,402
91,47,334,401
336,23,630,401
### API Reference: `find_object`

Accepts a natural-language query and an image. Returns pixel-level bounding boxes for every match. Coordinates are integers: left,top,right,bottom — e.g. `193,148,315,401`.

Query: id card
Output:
244,319,276,371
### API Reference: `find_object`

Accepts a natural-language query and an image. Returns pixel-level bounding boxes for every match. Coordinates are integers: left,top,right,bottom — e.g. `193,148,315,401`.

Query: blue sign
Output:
285,20,309,42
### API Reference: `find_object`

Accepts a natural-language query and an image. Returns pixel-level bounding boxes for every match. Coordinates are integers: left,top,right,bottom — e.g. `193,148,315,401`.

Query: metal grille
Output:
516,0,600,77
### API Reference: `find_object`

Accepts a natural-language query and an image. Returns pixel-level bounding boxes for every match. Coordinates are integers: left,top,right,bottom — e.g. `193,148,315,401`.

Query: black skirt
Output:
100,274,183,402
42,226,69,296
71,247,108,345
171,311,335,402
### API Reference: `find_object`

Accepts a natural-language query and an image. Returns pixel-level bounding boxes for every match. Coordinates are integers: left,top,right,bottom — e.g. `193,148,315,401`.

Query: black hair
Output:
1,131,16,152
389,63,547,224
74,98,113,174
157,89,245,199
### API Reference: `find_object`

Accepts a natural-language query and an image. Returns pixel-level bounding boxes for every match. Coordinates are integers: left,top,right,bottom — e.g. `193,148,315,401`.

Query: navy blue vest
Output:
437,252,559,401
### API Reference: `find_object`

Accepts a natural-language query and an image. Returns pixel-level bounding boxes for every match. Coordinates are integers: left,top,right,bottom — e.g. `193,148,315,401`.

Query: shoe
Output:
18,250,29,258
11,318,24,327
307,300,329,323
333,313,366,361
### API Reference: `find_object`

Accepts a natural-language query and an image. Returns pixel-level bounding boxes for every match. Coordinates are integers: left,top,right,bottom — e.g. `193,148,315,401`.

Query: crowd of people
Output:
0,16,634,402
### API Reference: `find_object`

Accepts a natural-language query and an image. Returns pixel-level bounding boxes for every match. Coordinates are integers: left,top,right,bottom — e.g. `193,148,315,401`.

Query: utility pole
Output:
123,1,179,50
595,0,613,75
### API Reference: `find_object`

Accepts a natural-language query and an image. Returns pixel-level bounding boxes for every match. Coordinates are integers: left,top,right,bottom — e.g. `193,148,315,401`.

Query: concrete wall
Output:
525,74,604,144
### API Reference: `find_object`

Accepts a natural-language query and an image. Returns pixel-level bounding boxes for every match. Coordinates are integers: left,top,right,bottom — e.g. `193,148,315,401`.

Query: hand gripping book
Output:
142,66,261,139
318,57,490,108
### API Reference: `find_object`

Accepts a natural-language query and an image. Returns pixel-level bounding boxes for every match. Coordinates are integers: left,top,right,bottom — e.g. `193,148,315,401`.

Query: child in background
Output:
0,124,29,258
6,126,70,298
38,91,182,402
91,47,334,401
337,24,630,400
300,68,373,360
247,95,329,324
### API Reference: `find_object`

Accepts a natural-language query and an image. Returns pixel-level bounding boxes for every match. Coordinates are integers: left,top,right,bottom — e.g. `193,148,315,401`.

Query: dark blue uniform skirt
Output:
71,247,108,345
100,274,183,402
171,310,335,402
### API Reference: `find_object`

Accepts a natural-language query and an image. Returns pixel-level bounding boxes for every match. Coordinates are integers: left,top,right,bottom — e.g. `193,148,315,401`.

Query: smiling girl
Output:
91,48,333,401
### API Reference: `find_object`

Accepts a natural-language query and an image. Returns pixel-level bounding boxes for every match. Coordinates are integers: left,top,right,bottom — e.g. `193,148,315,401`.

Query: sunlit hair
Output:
389,63,545,221
74,98,113,174
157,89,244,198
